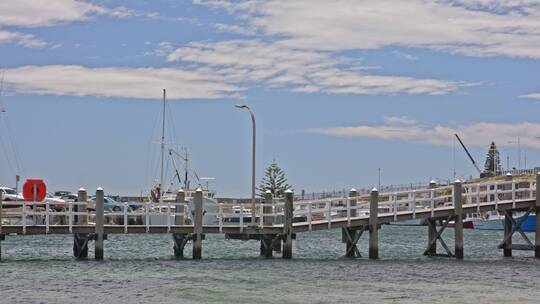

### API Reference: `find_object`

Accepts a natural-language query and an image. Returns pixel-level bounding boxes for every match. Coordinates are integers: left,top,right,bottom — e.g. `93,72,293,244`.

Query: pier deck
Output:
1,174,539,260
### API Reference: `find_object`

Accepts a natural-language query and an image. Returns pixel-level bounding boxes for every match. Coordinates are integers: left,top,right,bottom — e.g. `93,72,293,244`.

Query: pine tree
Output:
257,161,292,198
483,141,501,175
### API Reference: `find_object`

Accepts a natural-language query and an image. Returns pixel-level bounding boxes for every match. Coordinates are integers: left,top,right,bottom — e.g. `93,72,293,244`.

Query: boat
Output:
472,211,504,230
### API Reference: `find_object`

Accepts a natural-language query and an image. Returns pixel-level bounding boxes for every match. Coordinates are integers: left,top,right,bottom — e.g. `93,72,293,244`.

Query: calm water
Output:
1,225,539,304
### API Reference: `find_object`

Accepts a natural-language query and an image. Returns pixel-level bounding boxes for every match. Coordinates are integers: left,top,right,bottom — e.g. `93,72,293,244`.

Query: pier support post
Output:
95,187,104,260
282,189,294,259
369,188,379,259
173,189,186,258
260,190,274,257
193,188,203,259
503,210,513,257
535,172,540,258
344,189,359,257
453,180,464,260
426,218,437,256
73,188,89,259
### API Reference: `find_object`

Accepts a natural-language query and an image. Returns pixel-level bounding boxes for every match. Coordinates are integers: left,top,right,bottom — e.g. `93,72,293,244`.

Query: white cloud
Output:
199,0,540,59
0,30,47,48
309,118,540,149
520,93,540,102
214,23,256,36
0,0,106,27
2,65,240,100
159,40,463,95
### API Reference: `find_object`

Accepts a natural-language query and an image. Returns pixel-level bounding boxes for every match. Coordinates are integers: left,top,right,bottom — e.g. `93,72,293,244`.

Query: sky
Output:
1,0,540,197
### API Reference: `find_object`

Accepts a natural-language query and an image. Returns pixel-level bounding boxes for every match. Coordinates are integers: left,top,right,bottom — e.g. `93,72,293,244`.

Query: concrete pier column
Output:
369,188,379,259
192,188,203,259
453,180,464,260
95,187,104,260
345,189,358,257
260,190,274,257
173,189,186,258
535,172,540,258
282,189,294,259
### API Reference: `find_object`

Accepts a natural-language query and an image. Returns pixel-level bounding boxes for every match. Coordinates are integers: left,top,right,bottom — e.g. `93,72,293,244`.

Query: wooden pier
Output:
1,173,540,260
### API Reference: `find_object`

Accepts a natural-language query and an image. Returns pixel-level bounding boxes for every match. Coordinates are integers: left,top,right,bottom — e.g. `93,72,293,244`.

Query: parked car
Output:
61,193,79,202
53,191,72,198
45,193,67,211
87,196,127,211
1,187,24,208
1,186,23,201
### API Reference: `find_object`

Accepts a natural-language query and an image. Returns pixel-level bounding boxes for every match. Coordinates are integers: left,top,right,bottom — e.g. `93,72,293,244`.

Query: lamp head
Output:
235,104,248,109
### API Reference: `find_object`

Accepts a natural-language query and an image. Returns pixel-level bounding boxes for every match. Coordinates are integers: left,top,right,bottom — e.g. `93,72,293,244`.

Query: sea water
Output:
1,225,539,303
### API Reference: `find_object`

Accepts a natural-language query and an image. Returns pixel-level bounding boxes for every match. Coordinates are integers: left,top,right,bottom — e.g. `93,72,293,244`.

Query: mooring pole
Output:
193,188,203,259
535,172,540,258
453,180,464,259
344,189,358,257
369,188,379,259
95,187,104,260
260,190,274,257
282,189,294,259
173,189,186,258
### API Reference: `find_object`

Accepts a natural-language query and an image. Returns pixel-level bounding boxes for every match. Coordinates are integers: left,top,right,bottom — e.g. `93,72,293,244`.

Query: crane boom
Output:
454,133,482,174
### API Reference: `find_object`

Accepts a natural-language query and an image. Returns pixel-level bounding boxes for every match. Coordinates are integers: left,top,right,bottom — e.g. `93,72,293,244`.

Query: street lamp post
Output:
235,104,256,225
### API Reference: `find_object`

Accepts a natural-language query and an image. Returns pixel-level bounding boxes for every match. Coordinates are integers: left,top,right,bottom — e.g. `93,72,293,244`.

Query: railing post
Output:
344,189,358,257
506,173,515,208
535,172,540,258
77,187,88,225
95,187,105,260
283,189,294,259
453,180,464,260
175,189,186,226
193,188,203,259
369,188,379,259
173,189,186,258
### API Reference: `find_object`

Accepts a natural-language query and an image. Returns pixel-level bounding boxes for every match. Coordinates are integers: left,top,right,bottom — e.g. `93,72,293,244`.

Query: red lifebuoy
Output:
23,179,47,202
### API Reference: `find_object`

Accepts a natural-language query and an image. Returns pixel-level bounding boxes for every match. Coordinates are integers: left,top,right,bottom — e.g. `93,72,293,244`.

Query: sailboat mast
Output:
160,89,166,203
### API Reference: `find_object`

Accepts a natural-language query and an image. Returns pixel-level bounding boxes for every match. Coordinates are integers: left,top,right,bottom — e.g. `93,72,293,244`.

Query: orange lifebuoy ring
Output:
23,179,47,202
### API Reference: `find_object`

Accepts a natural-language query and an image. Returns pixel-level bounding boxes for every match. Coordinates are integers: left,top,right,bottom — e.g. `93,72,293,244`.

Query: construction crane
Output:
454,133,482,175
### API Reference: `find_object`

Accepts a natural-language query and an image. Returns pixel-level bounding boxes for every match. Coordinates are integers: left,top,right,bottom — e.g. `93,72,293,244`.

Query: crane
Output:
454,133,482,175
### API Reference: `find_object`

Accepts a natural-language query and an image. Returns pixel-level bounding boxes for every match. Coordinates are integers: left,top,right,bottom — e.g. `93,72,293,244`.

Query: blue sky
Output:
1,0,540,197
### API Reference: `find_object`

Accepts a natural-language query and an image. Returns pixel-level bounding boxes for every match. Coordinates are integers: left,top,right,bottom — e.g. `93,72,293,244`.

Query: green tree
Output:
257,161,292,198
484,141,501,175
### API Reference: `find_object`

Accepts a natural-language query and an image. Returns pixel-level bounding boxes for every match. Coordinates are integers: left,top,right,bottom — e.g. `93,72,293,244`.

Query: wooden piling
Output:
260,190,274,257
345,189,358,257
369,188,379,259
453,180,464,259
282,189,294,259
95,187,104,260
73,188,89,259
173,189,186,258
504,210,513,257
193,188,203,259
426,218,437,256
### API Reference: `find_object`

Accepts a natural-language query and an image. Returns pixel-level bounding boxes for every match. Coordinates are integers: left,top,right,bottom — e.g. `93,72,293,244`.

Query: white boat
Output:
473,211,504,230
